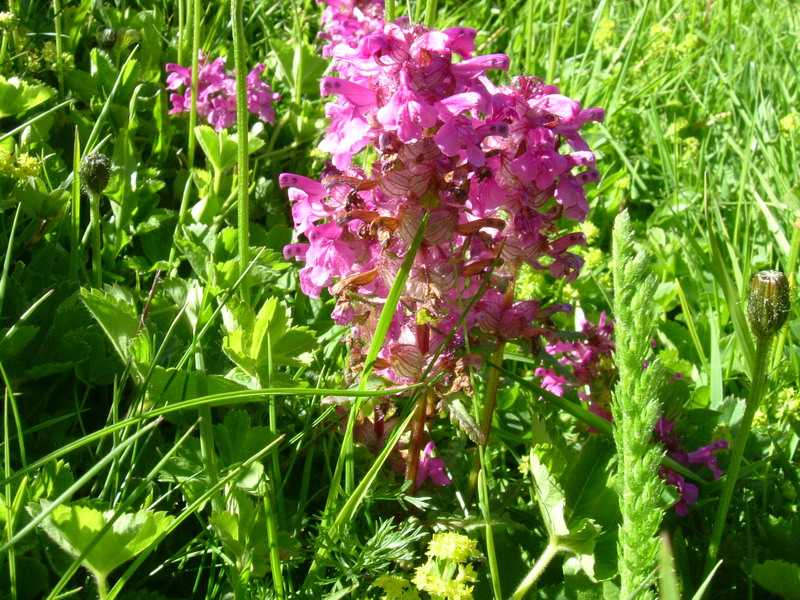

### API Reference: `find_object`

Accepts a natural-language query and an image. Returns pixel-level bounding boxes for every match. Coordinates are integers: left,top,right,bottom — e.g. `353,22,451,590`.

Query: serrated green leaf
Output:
446,396,485,445
214,410,276,468
0,75,56,118
223,297,315,383
31,502,173,579
752,560,800,600
80,286,139,365
530,445,570,537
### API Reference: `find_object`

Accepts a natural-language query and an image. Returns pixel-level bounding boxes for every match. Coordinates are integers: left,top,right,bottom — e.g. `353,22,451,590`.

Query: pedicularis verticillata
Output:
282,1,604,485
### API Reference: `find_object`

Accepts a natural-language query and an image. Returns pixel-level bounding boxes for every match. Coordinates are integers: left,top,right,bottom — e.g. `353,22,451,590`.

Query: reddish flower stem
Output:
405,324,431,490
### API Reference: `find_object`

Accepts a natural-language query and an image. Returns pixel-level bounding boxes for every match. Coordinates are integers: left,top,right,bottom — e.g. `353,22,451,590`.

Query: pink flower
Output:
165,52,280,131
415,442,452,489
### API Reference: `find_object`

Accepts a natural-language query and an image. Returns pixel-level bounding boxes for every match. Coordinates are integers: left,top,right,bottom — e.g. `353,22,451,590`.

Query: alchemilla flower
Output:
165,51,280,131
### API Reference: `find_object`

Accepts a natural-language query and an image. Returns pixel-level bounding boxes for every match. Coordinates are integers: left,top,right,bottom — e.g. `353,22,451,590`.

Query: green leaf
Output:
145,366,247,414
80,286,148,374
210,496,268,576
445,395,485,445
529,445,601,580
214,409,276,467
752,560,800,600
16,178,69,221
529,445,570,537
222,297,316,384
0,76,56,118
31,502,173,579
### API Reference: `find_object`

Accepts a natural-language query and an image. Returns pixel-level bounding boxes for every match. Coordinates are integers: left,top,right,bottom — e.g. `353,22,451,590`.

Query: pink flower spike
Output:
415,442,452,489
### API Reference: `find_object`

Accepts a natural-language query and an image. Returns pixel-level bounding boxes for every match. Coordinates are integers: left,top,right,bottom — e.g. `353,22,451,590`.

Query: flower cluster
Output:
372,532,480,600
654,418,728,517
318,0,387,57
412,532,481,600
536,311,615,420
281,18,604,401
538,313,729,515
165,52,280,131
0,148,41,179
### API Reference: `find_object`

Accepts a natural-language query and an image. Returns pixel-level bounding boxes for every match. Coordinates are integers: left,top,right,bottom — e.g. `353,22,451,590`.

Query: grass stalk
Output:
231,0,250,304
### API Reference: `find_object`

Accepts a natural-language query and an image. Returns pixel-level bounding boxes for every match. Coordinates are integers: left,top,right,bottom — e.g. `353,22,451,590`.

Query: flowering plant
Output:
281,2,604,480
165,52,280,131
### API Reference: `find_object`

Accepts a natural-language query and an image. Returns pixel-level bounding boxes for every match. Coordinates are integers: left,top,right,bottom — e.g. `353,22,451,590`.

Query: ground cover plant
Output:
0,0,798,598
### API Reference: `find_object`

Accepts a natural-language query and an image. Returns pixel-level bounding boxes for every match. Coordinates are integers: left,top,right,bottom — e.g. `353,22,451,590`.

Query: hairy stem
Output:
705,335,771,572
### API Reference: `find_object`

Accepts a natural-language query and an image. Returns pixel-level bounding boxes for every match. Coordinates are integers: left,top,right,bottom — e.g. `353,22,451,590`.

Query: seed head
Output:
747,270,790,340
80,153,112,196
97,28,117,50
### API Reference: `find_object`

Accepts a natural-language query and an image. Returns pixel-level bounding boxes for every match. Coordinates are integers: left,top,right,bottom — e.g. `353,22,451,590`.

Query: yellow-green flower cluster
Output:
373,575,421,600
408,533,482,600
780,113,800,134
594,18,616,52
25,41,75,72
0,148,41,179
0,11,18,32
412,562,477,600
425,532,480,564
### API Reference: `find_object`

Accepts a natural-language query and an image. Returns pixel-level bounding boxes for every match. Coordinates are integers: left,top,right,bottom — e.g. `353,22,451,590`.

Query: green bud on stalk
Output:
747,270,790,341
79,153,112,197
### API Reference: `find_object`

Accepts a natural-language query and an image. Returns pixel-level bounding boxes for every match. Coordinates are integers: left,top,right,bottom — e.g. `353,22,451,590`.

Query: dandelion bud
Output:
96,28,117,50
747,270,790,340
80,153,112,196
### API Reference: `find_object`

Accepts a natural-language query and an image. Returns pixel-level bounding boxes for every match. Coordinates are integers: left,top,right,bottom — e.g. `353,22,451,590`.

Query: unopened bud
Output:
96,28,117,50
79,153,112,196
747,270,790,340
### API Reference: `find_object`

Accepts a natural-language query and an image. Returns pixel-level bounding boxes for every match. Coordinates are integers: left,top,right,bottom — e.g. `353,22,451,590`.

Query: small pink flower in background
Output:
165,52,280,132
416,442,452,489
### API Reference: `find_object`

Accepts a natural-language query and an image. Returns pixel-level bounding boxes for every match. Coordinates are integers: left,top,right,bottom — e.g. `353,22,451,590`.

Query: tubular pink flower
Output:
415,442,452,489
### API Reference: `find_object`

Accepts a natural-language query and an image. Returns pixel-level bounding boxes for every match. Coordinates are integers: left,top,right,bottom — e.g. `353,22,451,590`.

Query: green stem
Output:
52,0,65,95
89,191,102,288
231,0,250,304
546,0,567,83
70,129,81,281
704,335,772,573
424,0,438,29
194,350,221,512
0,32,8,67
511,541,559,600
263,481,286,600
96,572,108,600
0,204,21,315
478,456,502,599
385,0,395,22
167,0,201,273
404,388,430,490
466,342,506,502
